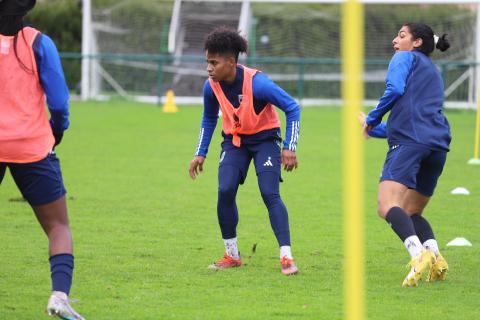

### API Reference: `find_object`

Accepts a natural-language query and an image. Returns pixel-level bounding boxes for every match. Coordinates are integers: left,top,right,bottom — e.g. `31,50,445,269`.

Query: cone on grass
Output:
162,89,178,113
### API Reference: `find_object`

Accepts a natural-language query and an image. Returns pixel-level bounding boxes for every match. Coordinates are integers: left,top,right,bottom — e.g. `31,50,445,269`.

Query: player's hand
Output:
357,111,366,126
53,132,64,147
189,156,205,180
281,149,298,172
49,119,64,148
362,123,373,139
357,112,371,139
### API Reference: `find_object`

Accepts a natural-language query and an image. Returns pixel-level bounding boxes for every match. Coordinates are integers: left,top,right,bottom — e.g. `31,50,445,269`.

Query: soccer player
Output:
189,27,300,275
360,23,451,287
0,1,84,318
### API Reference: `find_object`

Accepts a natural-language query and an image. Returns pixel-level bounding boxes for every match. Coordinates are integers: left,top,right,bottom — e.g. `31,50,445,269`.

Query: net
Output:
85,0,478,107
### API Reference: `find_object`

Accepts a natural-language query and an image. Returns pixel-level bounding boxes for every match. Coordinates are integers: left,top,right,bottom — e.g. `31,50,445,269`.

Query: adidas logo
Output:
391,144,400,150
263,157,273,167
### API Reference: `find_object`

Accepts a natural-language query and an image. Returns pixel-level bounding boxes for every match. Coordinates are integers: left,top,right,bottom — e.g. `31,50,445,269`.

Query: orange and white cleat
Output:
280,256,298,276
208,253,242,269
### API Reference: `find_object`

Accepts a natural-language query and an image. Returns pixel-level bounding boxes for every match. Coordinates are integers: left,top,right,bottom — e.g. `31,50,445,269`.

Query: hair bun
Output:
436,34,450,52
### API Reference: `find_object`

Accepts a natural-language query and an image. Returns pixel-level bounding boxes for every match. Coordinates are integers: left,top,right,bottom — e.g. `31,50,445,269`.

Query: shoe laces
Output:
281,256,294,267
52,293,79,305
217,253,237,264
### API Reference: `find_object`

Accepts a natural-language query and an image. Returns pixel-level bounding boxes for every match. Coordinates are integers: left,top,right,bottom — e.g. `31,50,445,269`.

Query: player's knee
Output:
260,190,280,207
376,201,390,219
218,185,236,203
403,204,423,216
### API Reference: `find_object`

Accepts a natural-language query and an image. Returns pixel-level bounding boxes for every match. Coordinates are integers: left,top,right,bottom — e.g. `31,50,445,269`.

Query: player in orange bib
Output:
0,1,84,318
189,27,301,275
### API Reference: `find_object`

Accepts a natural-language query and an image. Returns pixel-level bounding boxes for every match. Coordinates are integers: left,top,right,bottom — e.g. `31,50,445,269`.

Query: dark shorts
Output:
0,152,66,206
219,139,282,184
380,144,447,197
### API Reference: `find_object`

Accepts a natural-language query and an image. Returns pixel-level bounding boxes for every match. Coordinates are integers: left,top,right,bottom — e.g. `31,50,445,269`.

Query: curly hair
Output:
204,26,247,62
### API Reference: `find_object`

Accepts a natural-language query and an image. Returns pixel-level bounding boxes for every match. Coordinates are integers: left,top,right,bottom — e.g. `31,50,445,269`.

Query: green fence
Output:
61,53,478,104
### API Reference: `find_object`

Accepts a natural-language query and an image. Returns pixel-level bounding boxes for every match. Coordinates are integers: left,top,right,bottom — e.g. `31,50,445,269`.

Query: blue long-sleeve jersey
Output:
368,122,387,138
32,33,70,134
195,66,301,157
366,51,451,151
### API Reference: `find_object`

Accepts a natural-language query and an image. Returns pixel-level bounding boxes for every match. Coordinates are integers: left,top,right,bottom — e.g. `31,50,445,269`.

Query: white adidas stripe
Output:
289,121,299,151
195,128,204,156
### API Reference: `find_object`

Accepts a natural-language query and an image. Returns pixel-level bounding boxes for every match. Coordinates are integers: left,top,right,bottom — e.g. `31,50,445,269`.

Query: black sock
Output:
411,214,435,243
385,207,417,242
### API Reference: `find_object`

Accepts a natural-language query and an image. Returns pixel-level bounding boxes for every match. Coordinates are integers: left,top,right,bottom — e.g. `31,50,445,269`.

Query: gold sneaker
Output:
402,250,435,287
427,253,448,282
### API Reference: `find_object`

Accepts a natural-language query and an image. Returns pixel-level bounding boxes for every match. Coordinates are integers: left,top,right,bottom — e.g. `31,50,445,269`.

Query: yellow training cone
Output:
162,89,178,113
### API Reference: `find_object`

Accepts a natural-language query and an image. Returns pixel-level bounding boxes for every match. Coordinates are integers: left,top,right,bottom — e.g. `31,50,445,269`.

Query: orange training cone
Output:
162,89,178,113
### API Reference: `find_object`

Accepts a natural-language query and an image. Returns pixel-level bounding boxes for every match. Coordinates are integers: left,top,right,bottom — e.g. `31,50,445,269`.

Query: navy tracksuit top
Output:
367,51,451,151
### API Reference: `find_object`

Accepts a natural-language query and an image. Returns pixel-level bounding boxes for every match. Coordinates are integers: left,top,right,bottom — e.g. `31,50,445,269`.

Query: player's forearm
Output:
194,113,218,157
368,122,387,138
366,89,399,127
284,109,300,151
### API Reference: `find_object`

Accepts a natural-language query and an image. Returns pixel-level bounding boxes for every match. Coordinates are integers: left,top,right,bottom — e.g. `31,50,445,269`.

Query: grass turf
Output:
0,101,479,319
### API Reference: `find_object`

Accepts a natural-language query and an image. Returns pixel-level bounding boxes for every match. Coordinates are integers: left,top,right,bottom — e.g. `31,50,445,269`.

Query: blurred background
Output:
26,0,479,108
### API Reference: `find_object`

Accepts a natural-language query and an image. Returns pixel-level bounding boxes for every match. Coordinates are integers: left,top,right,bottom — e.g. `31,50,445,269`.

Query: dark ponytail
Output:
404,22,450,56
13,25,35,74
435,34,450,52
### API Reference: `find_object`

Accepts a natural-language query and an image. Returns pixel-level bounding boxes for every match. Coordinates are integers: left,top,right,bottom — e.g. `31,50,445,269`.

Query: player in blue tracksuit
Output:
189,27,300,275
361,23,451,287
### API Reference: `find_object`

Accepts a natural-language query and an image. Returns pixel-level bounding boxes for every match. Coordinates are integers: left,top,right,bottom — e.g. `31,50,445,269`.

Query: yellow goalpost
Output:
341,1,365,320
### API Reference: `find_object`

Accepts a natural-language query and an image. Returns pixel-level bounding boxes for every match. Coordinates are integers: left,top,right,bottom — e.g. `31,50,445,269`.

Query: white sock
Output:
280,246,293,259
423,239,440,255
223,238,239,259
404,235,423,258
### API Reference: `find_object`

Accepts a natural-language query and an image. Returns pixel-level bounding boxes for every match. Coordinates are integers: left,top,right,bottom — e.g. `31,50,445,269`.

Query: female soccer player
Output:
0,1,84,318
189,27,300,275
361,23,451,287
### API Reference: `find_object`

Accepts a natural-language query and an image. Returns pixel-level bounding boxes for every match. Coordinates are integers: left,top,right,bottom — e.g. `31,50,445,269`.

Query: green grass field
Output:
1,101,479,319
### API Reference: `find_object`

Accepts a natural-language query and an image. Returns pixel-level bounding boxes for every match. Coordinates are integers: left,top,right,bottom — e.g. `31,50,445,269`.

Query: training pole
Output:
342,1,365,320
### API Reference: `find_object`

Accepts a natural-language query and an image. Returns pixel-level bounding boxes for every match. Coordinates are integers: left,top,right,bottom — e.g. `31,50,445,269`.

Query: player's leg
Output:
33,198,84,319
402,190,432,247
210,141,250,269
404,150,448,281
257,171,290,247
378,145,435,286
253,140,297,275
378,145,423,259
377,181,425,257
9,153,84,319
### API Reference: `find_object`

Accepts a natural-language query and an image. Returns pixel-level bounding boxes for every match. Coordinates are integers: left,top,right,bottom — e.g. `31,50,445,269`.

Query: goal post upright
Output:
81,0,92,101
470,2,480,164
342,1,365,319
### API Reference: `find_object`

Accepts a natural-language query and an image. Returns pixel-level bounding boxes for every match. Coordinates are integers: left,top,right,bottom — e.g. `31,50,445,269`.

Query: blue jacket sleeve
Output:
33,34,70,134
366,52,414,127
368,122,387,138
194,80,219,157
252,73,300,151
